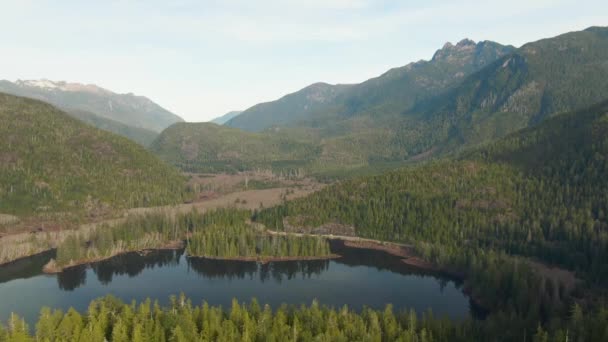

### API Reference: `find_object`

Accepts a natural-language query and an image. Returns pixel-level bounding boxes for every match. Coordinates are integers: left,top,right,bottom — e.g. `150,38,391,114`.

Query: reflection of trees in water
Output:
186,258,258,280
330,240,461,285
259,260,329,283
186,257,329,283
92,249,184,285
0,250,55,284
57,265,87,291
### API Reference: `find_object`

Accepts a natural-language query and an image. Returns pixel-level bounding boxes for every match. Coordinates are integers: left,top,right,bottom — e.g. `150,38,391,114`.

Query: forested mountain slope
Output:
0,79,183,133
252,100,608,339
408,26,608,154
225,27,608,163
150,122,320,173
257,99,608,282
226,83,354,132
227,40,513,132
0,93,186,217
308,26,608,161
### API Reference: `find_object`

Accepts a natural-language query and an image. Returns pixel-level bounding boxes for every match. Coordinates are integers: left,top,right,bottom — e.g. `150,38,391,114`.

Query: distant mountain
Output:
67,109,158,146
154,26,608,174
226,40,514,132
226,83,354,132
0,92,186,217
0,79,184,132
210,111,242,125
405,26,608,155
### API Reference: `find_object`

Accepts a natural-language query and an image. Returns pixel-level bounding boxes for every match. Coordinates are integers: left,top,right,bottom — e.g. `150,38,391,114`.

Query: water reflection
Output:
330,240,459,292
57,265,86,291
0,250,55,283
258,259,329,283
92,249,184,284
51,241,462,292
186,258,257,279
0,240,476,325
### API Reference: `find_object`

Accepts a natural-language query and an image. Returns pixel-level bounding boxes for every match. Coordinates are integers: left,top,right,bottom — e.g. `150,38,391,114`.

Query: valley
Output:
1,19,608,341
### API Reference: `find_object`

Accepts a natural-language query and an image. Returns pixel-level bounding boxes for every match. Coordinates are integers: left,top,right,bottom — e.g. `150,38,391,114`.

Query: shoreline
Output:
187,254,341,263
42,241,185,274
340,239,465,278
0,249,56,268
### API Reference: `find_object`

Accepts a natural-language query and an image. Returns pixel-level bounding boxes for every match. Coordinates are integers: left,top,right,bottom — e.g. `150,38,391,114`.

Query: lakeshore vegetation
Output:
49,208,332,270
252,100,608,339
187,224,332,260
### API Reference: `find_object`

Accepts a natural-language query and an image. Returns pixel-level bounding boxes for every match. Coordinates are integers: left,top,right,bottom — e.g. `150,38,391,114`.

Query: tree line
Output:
1,294,607,342
187,223,331,259
52,208,331,269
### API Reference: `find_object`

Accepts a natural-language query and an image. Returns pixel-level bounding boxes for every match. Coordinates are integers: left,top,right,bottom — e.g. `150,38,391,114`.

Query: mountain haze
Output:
0,79,184,133
65,109,158,146
226,83,354,132
210,111,242,125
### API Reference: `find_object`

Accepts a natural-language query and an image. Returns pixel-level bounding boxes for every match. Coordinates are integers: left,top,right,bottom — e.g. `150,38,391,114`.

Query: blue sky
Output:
0,0,606,122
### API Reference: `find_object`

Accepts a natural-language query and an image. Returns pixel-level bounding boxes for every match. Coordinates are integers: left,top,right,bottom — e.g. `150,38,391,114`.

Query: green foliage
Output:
54,211,184,267
0,93,187,216
187,223,331,259
254,100,608,337
257,100,608,282
4,295,608,341
150,122,320,173
53,208,330,267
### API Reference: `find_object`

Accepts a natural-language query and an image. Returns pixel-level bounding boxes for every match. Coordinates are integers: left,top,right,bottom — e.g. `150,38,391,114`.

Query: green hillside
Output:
219,27,608,171
253,100,608,338
0,93,187,217
150,122,320,173
408,26,608,154
258,99,608,281
226,83,354,132
312,26,608,161
227,41,513,132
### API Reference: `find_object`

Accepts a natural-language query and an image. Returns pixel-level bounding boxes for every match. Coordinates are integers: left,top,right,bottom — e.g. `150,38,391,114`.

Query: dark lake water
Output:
0,241,479,324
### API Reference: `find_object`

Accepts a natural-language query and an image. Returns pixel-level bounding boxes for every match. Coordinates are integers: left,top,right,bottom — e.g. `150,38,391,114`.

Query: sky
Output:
0,1,606,122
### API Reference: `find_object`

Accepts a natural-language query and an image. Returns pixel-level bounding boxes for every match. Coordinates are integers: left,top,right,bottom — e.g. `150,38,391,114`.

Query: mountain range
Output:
226,39,514,132
153,26,608,174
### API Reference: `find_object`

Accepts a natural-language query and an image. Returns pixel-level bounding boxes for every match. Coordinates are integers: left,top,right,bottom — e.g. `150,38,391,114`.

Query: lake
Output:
0,240,480,324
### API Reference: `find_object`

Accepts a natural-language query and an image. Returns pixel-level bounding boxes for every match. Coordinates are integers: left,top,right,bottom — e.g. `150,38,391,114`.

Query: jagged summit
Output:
432,38,479,61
